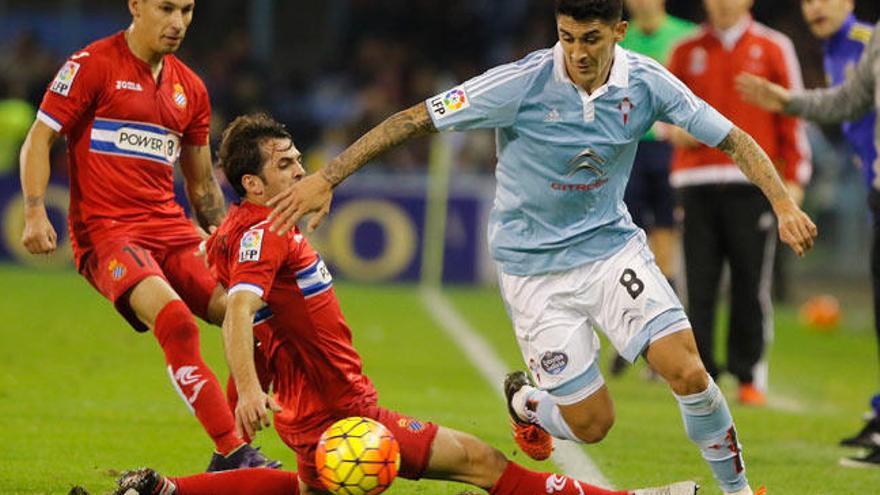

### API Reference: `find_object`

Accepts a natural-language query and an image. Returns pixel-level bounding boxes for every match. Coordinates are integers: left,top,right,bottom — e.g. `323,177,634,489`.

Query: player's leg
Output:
422,426,696,495
497,266,614,454
645,330,751,494
721,186,774,403
159,240,281,468
111,467,299,495
680,185,725,380
126,275,250,460
574,232,750,495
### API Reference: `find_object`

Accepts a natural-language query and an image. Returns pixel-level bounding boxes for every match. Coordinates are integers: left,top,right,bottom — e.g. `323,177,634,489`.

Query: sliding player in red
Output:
105,113,699,495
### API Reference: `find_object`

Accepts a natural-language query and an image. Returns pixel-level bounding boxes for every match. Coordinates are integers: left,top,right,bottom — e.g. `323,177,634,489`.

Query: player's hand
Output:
21,206,58,254
666,126,700,149
235,389,282,440
267,172,333,235
193,225,217,263
735,73,790,113
773,199,818,257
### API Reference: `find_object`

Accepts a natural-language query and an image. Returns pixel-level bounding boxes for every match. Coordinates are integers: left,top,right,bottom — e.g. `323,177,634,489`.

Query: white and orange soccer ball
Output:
315,417,400,495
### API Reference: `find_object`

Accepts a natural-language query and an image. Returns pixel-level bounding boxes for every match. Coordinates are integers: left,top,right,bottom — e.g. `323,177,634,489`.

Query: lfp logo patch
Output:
239,229,264,262
428,85,470,120
397,417,425,433
108,259,127,281
173,83,187,108
50,60,81,96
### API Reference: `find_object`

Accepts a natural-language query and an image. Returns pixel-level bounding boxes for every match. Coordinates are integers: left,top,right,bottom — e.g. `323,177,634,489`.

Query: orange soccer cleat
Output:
504,371,554,461
738,383,767,407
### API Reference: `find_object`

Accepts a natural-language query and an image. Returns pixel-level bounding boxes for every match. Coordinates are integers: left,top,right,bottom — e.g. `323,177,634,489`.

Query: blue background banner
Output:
0,174,494,283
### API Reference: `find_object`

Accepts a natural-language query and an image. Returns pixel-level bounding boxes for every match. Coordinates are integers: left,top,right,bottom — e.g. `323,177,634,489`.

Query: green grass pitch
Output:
0,265,876,494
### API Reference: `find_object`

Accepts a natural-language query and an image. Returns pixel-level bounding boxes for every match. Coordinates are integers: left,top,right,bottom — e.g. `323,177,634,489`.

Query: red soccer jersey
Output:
667,20,812,187
37,32,211,254
206,201,377,430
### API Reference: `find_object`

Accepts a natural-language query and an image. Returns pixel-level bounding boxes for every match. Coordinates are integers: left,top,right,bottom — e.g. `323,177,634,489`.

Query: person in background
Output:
667,0,812,406
737,0,879,467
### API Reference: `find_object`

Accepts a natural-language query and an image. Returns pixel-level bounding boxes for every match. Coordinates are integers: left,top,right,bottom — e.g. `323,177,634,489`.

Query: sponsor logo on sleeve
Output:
50,61,81,96
239,229,264,262
540,351,569,375
428,86,470,120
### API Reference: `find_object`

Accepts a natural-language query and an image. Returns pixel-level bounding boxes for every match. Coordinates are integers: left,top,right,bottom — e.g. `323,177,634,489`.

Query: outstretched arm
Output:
268,102,437,233
180,144,227,231
223,290,281,440
716,127,817,256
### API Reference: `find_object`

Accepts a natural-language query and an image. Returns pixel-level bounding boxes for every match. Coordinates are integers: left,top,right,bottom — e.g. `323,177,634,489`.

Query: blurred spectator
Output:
668,0,811,406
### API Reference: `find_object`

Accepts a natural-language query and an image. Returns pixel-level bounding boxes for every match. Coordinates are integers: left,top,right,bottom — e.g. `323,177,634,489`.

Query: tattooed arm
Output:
180,144,227,231
20,119,61,254
268,102,437,233
717,127,817,256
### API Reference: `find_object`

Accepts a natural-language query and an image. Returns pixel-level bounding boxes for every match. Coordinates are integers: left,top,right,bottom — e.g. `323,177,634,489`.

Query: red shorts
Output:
76,216,218,331
275,405,439,490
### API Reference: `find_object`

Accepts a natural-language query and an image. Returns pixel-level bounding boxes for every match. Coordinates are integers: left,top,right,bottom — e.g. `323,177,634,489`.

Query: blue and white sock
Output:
514,387,581,442
676,376,749,494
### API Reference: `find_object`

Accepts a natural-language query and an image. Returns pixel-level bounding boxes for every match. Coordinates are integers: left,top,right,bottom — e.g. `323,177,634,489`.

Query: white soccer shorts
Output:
498,232,691,405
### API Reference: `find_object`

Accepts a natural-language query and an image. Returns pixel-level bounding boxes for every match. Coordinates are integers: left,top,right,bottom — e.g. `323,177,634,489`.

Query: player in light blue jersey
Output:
267,1,817,493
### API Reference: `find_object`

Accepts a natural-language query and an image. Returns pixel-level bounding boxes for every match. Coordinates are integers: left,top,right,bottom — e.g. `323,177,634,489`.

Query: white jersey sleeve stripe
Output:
37,110,62,132
467,52,552,95
470,60,551,99
634,59,700,111
228,283,265,298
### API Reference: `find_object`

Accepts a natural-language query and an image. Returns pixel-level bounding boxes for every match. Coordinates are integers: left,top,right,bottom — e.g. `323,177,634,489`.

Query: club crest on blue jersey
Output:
618,97,635,125
540,351,568,375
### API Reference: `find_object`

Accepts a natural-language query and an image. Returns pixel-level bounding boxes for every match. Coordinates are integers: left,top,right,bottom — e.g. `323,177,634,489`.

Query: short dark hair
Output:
218,113,292,198
555,0,623,23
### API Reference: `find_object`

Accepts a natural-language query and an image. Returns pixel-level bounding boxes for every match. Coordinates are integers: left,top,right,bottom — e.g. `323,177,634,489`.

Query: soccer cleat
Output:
737,383,766,406
114,468,176,495
724,485,761,495
504,371,553,461
840,417,880,448
68,487,90,495
632,480,699,495
839,448,880,468
206,443,282,472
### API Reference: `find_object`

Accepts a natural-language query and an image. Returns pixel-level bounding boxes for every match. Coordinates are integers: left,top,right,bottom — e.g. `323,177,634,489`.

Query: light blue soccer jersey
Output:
426,44,734,276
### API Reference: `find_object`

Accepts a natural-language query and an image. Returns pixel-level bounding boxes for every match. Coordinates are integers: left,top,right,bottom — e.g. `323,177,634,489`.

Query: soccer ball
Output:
316,416,400,495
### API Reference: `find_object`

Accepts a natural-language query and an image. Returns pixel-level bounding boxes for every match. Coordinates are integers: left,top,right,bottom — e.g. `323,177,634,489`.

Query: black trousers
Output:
868,189,880,363
680,184,776,384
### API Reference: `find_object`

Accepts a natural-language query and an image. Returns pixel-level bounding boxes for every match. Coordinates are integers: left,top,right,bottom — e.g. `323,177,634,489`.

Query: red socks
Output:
171,469,298,495
153,300,242,455
490,462,629,495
